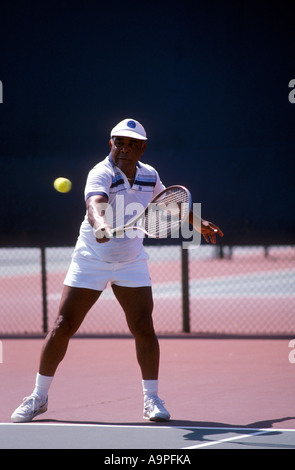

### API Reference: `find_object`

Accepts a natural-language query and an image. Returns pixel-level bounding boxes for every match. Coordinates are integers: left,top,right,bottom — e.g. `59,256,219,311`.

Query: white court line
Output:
182,429,273,449
1,424,294,449
2,423,295,432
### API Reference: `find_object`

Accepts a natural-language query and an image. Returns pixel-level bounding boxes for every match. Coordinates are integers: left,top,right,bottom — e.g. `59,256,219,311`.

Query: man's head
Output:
109,119,147,173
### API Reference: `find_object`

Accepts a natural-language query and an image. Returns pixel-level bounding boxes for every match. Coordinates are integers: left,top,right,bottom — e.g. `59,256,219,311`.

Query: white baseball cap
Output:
110,118,147,140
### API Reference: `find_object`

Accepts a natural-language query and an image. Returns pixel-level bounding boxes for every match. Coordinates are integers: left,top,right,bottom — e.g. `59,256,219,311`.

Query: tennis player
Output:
11,118,223,423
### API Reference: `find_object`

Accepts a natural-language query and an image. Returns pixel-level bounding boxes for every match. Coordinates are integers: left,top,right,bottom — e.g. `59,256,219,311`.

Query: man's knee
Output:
128,312,155,338
51,314,77,339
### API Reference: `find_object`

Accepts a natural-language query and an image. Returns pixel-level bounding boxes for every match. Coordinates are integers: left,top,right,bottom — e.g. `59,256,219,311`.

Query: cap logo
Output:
127,120,136,129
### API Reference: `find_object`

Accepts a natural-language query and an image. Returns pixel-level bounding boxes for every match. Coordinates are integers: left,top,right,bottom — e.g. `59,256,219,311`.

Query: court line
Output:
182,429,276,449
1,423,295,432
1,424,294,449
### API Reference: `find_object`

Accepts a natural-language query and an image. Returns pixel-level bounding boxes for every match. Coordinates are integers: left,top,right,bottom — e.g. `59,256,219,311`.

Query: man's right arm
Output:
86,195,112,243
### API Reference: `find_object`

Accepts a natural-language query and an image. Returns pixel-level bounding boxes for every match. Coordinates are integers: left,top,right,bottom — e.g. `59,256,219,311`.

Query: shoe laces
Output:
21,395,42,413
144,396,165,411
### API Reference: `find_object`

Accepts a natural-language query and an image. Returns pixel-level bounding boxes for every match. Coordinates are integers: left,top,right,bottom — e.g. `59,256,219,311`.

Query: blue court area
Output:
1,422,295,450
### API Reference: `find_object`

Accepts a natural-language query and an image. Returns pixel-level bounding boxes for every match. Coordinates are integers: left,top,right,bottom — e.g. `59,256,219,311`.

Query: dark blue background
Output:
1,0,294,246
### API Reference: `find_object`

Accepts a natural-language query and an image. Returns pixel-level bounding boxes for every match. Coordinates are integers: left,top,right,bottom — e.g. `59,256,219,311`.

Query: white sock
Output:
142,379,158,402
32,373,53,400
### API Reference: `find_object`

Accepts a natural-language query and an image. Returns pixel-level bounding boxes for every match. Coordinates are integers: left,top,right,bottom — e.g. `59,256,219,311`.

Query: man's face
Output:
109,136,147,174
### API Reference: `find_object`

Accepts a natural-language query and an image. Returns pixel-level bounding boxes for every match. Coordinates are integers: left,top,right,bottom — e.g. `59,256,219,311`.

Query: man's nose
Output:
121,145,130,153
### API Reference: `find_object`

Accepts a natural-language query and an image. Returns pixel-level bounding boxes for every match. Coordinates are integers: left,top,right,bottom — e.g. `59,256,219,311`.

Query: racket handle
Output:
110,228,126,237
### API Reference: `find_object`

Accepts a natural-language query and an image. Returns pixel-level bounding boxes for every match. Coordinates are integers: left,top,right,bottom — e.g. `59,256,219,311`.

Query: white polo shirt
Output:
72,154,165,263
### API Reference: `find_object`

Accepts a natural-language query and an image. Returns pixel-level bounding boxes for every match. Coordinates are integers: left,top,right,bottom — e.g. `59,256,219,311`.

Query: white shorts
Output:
64,254,152,291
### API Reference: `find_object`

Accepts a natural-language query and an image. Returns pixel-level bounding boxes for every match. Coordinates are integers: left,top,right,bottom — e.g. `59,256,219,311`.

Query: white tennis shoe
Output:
11,394,170,423
11,395,48,423
143,396,171,422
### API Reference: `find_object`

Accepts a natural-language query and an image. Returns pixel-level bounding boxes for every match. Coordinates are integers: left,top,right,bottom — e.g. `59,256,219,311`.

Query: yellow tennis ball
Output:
53,177,72,193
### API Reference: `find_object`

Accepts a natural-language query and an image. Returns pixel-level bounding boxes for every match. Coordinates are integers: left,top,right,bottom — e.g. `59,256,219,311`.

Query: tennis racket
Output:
111,185,192,238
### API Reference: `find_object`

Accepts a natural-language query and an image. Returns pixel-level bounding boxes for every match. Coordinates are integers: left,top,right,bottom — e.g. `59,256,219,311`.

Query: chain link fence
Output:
0,245,294,337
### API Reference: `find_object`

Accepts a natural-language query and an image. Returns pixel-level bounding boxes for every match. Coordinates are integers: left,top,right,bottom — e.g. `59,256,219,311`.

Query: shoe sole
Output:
143,414,170,422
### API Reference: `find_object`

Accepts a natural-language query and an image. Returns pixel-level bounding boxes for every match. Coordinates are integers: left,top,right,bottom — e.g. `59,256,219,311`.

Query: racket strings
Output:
144,187,190,238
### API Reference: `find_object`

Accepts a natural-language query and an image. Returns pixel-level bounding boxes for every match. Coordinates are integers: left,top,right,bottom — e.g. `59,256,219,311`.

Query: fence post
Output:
40,246,48,333
181,247,190,333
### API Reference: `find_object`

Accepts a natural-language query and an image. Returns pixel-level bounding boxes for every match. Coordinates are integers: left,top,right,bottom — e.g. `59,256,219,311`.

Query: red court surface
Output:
1,337,295,448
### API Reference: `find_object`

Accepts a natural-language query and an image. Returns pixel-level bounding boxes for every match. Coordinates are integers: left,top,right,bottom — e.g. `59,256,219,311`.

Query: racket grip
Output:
110,228,125,237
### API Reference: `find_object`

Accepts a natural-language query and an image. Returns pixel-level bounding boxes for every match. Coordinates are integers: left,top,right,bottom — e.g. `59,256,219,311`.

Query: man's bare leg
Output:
111,284,170,421
111,285,159,379
11,285,101,422
39,285,102,376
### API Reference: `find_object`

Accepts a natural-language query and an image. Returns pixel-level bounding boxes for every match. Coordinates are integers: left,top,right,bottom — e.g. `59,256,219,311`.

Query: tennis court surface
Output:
1,337,295,450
